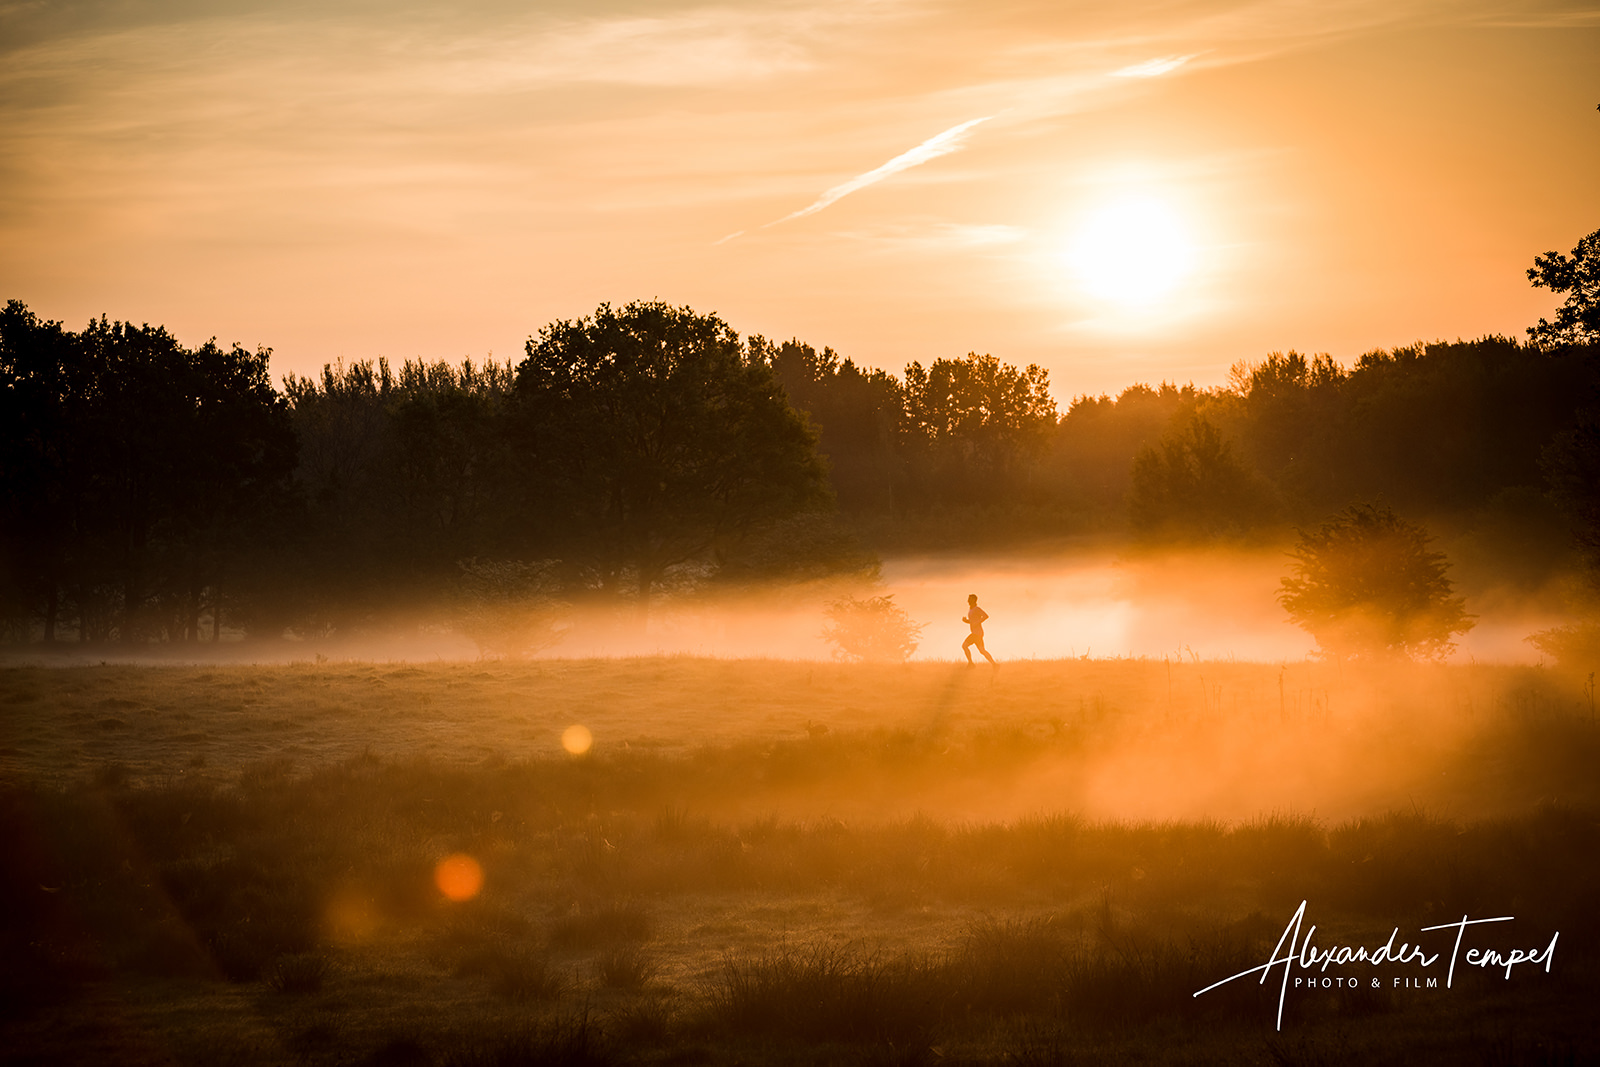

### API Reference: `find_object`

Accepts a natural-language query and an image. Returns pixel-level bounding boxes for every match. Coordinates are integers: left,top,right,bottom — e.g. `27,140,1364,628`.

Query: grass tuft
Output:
705,943,944,1045
595,944,658,989
265,951,330,994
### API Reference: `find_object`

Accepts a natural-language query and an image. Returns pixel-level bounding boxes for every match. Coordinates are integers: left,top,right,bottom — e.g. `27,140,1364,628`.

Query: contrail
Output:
761,115,993,230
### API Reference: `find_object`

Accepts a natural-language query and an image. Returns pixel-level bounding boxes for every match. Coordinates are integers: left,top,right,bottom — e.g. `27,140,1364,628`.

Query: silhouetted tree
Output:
513,301,829,616
1128,416,1272,537
712,512,879,585
387,358,517,563
757,337,904,514
1046,381,1198,515
1231,350,1345,507
272,359,396,636
276,356,517,637
902,351,1056,505
1543,410,1600,573
1,304,295,643
0,302,84,640
1341,338,1587,513
1528,227,1600,347
81,320,297,643
1278,503,1473,661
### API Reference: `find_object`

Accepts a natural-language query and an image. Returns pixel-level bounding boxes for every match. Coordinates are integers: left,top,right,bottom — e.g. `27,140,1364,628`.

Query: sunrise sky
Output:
2,0,1596,397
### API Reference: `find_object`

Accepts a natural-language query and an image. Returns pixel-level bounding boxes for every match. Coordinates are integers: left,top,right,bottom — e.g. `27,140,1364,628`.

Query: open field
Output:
2,657,1597,1064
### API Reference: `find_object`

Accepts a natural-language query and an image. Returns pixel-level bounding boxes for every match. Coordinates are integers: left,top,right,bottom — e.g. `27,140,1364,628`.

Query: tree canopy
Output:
513,300,829,613
757,337,903,515
902,351,1056,506
0,301,297,643
1527,227,1600,348
5,241,1600,646
1128,416,1273,537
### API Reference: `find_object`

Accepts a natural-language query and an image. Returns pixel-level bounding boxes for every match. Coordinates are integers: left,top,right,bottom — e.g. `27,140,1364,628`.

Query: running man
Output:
962,593,997,667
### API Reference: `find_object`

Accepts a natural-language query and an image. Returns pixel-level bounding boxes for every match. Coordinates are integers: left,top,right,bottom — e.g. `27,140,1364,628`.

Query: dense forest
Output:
3,230,1598,645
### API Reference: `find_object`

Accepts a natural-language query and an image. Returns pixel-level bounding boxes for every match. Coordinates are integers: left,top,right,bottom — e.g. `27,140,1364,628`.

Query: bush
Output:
1278,503,1474,660
822,594,923,662
1526,622,1600,671
453,559,568,659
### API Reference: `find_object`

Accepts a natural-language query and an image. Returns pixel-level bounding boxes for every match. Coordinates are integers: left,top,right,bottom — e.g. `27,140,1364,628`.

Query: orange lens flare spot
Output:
562,724,593,755
434,853,484,902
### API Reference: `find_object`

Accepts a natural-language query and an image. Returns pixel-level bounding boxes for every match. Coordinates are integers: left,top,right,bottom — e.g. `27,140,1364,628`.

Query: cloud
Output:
1111,53,1200,78
759,115,994,231
436,10,827,91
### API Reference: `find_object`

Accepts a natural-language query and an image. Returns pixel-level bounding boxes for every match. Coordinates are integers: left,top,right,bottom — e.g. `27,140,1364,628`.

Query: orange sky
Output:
1,1,1596,398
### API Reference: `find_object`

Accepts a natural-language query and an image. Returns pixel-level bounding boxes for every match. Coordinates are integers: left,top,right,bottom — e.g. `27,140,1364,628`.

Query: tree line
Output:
3,228,1598,645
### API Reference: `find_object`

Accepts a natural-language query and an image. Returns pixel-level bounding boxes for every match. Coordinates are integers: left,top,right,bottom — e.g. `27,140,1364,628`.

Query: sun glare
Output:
1067,195,1197,306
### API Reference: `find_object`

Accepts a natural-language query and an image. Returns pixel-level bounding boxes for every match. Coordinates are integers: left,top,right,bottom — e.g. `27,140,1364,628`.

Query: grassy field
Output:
1,656,1596,1064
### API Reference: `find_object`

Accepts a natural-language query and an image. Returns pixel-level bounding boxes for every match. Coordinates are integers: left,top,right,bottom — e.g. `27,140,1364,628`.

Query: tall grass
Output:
1,703,1596,1063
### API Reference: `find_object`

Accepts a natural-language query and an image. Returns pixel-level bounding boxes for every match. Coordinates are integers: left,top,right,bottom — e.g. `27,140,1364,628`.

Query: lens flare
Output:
562,724,593,755
434,853,484,902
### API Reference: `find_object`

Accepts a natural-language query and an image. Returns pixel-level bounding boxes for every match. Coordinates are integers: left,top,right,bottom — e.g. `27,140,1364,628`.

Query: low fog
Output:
12,542,1570,668
5,541,1590,829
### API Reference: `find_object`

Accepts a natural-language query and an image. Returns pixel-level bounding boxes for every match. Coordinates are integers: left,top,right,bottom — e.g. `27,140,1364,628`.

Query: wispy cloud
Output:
758,115,994,230
1111,53,1200,78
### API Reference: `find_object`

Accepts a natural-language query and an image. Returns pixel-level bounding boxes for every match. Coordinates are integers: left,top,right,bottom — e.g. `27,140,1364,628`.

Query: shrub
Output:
1526,622,1600,672
822,594,923,662
453,559,568,659
1278,503,1474,660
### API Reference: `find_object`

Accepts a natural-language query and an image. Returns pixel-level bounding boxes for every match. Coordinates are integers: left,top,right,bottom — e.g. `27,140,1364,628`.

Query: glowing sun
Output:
1067,195,1197,305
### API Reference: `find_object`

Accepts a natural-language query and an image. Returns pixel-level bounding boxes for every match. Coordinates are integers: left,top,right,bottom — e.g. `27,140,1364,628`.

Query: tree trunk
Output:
122,568,140,645
187,559,202,644
43,582,57,644
637,566,652,629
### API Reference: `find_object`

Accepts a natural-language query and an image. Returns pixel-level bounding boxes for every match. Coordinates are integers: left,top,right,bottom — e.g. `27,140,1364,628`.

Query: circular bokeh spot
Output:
434,853,484,902
562,724,593,755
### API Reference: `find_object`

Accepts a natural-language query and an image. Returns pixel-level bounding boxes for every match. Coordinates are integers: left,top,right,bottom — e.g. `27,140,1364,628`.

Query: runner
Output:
962,593,997,667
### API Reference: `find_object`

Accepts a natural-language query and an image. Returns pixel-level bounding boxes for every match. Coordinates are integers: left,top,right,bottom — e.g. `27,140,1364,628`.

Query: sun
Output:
1067,195,1197,306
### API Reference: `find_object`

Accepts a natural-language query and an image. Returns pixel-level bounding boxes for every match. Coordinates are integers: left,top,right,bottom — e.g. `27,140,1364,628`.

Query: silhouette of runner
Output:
962,593,997,667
